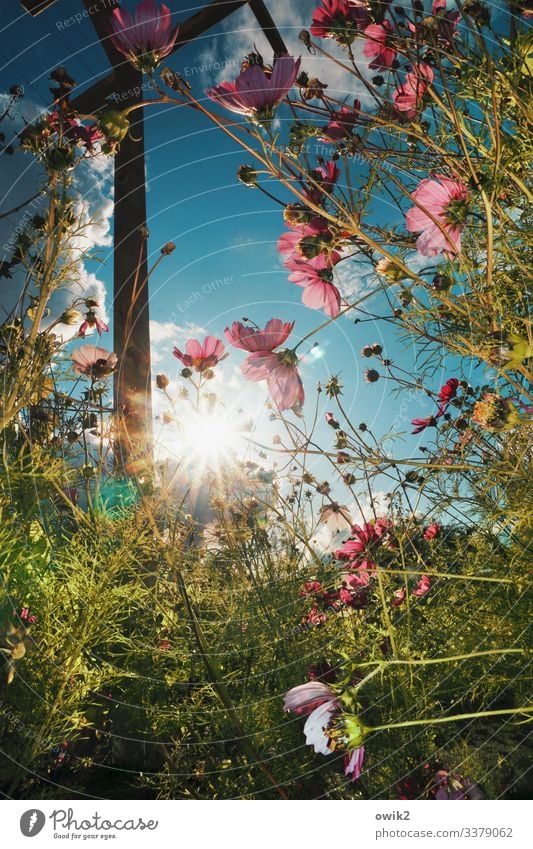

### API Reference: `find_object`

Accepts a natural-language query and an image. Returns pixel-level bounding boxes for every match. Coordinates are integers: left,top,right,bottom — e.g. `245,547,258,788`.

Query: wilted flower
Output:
156,373,169,389
206,53,301,123
173,336,226,373
108,0,179,73
71,346,117,380
406,175,470,257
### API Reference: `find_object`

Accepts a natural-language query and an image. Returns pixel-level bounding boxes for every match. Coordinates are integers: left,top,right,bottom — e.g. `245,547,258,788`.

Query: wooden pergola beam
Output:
24,0,287,472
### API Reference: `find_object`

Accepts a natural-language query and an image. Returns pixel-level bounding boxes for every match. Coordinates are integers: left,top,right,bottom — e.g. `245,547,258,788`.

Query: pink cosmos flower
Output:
71,346,117,380
343,561,375,586
302,277,341,318
406,175,470,257
278,217,335,267
413,575,431,597
320,101,361,142
172,335,225,373
226,318,304,412
335,521,382,560
411,415,437,434
283,681,338,716
108,0,179,73
437,377,460,413
224,318,294,352
79,310,109,338
304,160,341,205
320,502,352,531
284,254,342,317
205,54,301,120
363,21,397,70
311,0,370,43
242,350,304,412
299,581,324,597
65,122,103,151
393,63,434,120
423,522,441,541
344,746,365,780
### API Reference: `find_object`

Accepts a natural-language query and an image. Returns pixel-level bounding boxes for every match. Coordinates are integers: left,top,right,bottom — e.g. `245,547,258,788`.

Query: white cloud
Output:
149,319,207,345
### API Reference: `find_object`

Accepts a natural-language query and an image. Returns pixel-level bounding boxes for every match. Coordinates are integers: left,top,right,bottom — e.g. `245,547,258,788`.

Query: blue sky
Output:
0,0,485,529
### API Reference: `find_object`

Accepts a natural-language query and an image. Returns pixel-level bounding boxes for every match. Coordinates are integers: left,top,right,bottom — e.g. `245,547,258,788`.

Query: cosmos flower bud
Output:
237,165,257,186
60,308,82,326
481,331,533,370
84,298,100,309
371,343,383,356
156,373,169,389
181,367,193,378
375,258,405,282
98,110,130,147
283,204,314,227
365,369,380,383
361,345,373,358
161,242,176,255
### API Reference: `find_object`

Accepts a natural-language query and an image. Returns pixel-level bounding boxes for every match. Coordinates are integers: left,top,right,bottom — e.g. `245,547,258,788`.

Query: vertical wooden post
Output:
112,67,152,469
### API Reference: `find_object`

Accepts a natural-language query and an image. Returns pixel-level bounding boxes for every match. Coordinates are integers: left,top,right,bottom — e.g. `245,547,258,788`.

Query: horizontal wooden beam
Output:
20,0,58,15
248,0,287,55
173,0,249,50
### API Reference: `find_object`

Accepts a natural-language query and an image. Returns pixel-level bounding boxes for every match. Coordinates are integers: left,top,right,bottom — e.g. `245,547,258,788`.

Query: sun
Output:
155,407,245,474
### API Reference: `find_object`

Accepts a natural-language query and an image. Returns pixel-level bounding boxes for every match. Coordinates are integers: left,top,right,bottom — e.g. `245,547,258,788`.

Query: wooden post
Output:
112,67,152,469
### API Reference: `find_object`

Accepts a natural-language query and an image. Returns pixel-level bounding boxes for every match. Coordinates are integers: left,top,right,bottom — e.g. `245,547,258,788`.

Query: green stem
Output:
368,706,533,734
